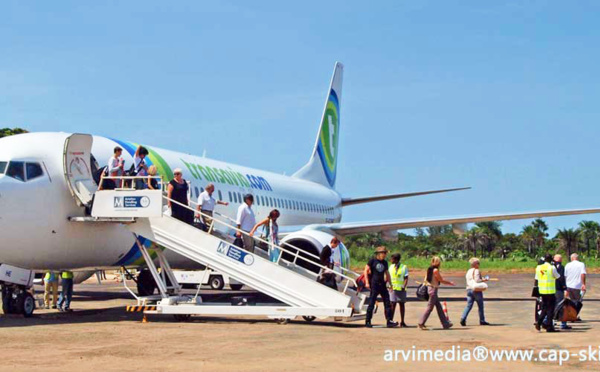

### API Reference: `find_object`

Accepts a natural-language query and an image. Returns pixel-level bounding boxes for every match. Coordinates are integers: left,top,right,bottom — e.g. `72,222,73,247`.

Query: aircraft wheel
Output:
302,316,316,322
229,284,243,291
209,275,224,290
21,293,35,318
1,287,13,314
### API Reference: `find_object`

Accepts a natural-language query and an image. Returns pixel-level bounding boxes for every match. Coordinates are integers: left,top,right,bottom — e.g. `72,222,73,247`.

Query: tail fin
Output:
293,62,343,189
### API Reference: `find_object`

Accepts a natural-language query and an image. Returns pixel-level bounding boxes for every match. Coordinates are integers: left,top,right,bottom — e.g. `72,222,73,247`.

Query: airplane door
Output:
63,134,97,206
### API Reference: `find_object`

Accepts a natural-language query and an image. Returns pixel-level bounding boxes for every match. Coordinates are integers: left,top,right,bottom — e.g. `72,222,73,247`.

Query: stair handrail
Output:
162,195,359,293
176,194,360,279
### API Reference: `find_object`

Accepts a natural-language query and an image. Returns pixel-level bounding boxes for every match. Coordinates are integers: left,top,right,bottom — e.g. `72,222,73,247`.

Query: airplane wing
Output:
341,187,471,207
310,208,600,236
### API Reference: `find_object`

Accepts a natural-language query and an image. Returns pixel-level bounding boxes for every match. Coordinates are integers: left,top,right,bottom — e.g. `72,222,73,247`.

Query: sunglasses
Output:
174,172,182,176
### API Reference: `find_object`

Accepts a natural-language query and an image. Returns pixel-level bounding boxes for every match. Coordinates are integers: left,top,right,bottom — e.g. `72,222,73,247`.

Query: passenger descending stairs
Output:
127,215,361,312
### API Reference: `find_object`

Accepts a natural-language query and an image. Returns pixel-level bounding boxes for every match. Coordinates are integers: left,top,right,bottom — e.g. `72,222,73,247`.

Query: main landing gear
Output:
1,285,35,317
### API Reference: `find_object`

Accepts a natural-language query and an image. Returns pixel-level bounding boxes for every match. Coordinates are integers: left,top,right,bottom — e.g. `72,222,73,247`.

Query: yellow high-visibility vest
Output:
536,263,556,295
44,272,57,281
389,264,408,291
61,271,74,280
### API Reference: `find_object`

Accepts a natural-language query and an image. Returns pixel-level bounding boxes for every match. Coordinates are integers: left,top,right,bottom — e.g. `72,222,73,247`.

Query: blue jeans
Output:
461,289,486,323
58,278,73,309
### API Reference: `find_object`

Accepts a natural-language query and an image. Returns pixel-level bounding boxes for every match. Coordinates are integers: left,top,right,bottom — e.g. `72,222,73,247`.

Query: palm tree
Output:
460,229,487,257
475,222,502,257
556,228,580,258
578,221,600,256
520,225,537,254
531,218,549,249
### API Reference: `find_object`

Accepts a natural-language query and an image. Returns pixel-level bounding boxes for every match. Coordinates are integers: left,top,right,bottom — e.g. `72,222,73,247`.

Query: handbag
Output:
470,269,488,292
531,285,540,298
416,283,429,301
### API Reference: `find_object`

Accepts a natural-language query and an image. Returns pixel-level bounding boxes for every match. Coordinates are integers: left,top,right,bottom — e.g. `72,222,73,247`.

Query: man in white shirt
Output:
196,183,228,229
236,194,256,253
106,146,124,189
565,253,587,303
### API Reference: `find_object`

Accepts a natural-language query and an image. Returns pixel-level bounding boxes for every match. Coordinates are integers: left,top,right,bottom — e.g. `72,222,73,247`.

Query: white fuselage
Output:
0,132,343,271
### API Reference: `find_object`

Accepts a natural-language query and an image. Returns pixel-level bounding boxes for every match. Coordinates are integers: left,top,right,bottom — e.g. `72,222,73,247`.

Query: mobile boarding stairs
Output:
94,186,367,322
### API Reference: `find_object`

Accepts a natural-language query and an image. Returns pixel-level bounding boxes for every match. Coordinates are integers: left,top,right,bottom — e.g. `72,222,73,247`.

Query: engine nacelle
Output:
280,229,351,276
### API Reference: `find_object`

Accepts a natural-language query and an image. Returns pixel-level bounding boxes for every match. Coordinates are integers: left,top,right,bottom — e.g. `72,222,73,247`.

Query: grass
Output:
350,256,600,273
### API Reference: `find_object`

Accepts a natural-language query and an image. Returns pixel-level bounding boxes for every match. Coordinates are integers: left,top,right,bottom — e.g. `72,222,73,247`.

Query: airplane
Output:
1,62,600,317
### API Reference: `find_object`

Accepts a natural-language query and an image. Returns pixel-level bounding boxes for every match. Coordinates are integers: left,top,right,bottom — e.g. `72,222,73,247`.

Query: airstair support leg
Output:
155,249,181,292
134,236,168,298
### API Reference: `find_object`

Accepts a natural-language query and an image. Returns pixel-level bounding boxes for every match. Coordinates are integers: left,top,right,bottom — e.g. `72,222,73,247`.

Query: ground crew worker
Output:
535,254,560,332
43,271,59,309
388,253,409,327
364,246,398,328
57,270,74,312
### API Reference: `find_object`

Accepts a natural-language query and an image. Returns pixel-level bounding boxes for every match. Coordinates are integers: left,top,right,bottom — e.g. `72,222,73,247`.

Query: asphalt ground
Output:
1,273,599,371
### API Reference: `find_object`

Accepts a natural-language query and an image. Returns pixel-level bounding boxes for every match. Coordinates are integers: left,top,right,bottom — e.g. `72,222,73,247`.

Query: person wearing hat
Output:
364,246,398,328
236,194,256,253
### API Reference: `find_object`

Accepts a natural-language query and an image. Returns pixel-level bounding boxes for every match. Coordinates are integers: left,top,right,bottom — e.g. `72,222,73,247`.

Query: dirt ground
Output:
1,273,599,372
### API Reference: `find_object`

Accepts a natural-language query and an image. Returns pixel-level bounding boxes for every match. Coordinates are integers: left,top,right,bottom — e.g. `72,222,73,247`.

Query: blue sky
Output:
2,1,599,235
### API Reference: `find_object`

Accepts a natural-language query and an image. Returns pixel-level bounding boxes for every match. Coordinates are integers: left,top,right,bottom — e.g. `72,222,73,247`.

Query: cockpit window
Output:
0,161,6,174
6,161,25,182
26,163,44,180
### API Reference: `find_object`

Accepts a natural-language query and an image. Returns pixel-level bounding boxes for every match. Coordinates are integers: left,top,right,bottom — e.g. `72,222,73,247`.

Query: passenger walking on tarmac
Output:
249,209,281,262
535,254,560,332
364,246,398,328
167,169,194,225
236,194,256,253
57,271,74,312
565,253,586,320
196,183,229,230
133,145,149,190
43,271,59,309
553,254,570,330
460,258,490,326
418,256,455,330
105,146,124,189
318,237,341,290
146,165,160,190
388,253,409,327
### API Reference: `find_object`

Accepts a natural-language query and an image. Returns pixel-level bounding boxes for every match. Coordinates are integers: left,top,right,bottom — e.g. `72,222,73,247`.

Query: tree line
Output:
0,128,28,138
345,219,600,262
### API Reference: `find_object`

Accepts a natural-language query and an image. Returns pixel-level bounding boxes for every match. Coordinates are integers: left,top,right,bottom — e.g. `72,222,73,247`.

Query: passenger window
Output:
0,161,7,174
261,196,265,206
6,161,25,182
195,187,200,198
218,190,223,201
256,195,261,206
228,191,232,202
26,163,44,181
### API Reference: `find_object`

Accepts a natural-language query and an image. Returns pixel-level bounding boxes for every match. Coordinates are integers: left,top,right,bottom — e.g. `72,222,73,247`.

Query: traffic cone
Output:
442,301,450,321
142,314,148,323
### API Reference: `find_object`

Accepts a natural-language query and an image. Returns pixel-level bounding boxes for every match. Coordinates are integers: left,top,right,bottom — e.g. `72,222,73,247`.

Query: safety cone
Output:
442,301,450,321
142,314,148,323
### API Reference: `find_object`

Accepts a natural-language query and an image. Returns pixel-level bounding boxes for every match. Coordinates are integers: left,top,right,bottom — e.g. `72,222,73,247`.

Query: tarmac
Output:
1,272,599,371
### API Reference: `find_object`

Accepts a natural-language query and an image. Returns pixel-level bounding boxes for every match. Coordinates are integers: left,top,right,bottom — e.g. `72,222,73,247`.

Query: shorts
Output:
390,289,407,303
